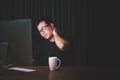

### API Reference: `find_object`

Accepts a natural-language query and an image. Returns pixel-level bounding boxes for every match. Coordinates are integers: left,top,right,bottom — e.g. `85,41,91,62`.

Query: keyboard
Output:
7,67,36,72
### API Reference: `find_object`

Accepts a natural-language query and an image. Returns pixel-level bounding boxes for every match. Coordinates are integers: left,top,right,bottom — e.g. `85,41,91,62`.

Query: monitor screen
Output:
0,19,33,66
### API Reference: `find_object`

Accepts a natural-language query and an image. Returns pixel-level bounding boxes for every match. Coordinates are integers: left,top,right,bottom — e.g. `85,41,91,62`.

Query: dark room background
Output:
0,0,96,66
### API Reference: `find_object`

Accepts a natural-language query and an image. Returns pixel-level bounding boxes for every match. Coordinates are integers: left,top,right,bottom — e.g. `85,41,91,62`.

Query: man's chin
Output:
42,36,47,39
44,37,48,39
48,35,53,40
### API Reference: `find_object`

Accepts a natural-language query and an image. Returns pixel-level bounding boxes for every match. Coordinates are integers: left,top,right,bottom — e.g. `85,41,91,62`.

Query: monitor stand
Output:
0,42,8,74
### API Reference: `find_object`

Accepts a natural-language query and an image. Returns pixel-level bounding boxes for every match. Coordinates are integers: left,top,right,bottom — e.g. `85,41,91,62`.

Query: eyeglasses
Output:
39,24,49,33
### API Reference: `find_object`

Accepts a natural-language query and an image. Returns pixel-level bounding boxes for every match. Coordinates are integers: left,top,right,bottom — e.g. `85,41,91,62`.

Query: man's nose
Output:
41,31,46,36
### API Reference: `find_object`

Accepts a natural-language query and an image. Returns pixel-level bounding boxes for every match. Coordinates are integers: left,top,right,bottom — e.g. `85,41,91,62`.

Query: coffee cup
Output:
48,57,61,71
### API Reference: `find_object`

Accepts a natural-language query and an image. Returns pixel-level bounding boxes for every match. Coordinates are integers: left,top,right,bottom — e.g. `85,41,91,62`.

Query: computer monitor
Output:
0,19,33,66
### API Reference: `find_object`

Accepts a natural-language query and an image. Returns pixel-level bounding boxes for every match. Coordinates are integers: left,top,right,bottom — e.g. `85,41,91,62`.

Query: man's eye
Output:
42,26,45,29
43,26,47,30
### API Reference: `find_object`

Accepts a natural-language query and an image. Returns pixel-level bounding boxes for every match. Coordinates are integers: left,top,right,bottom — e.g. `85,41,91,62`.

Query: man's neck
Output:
49,35,55,42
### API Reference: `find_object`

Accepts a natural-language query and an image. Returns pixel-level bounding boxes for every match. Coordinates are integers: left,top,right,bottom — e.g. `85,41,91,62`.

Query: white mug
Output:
48,57,61,71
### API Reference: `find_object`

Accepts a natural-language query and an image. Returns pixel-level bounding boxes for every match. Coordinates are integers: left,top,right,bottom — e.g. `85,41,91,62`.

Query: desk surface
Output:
0,66,96,80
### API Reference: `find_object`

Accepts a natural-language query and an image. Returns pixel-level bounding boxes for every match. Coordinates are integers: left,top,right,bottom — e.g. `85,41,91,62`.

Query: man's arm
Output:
53,28,69,51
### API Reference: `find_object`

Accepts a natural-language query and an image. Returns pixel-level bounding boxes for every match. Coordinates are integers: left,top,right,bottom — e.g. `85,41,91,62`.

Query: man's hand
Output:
52,27,69,51
53,27,58,35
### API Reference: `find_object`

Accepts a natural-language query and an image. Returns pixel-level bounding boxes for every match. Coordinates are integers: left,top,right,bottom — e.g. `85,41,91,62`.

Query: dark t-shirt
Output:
33,33,73,66
33,40,66,66
42,41,64,65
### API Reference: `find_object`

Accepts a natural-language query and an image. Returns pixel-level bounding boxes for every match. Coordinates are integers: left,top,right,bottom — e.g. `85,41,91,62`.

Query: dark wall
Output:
0,0,96,66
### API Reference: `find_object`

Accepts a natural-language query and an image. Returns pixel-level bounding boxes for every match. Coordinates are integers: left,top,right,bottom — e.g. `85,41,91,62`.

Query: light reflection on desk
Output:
0,66,96,80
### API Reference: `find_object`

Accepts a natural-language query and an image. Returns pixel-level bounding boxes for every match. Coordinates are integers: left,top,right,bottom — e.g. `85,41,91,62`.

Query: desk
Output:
0,66,96,80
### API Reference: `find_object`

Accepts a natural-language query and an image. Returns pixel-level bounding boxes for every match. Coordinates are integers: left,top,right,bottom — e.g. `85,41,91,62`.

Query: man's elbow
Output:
60,42,69,51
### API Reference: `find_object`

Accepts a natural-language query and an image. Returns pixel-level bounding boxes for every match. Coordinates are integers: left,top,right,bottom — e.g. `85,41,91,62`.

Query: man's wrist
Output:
53,28,58,36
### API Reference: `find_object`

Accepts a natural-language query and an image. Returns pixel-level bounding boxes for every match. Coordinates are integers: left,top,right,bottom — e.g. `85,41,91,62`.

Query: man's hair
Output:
36,16,55,26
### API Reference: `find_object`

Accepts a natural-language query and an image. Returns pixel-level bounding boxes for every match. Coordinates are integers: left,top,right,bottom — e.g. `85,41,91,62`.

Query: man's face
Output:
37,21,53,39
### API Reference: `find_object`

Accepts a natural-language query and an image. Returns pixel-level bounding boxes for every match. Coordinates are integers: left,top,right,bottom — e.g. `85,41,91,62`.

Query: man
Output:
37,17,69,51
34,16,70,66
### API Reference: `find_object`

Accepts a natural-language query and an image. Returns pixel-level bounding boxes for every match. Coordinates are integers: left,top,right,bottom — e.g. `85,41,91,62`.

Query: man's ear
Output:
50,23,55,29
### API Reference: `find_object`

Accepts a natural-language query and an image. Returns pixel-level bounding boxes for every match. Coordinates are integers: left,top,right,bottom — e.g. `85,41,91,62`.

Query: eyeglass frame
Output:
38,24,49,33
